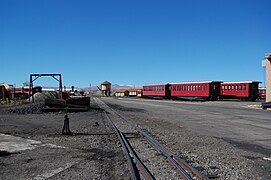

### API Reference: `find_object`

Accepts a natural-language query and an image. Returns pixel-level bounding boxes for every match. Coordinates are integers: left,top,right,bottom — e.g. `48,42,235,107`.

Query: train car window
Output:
244,85,246,90
232,85,234,90
236,85,238,90
239,85,242,90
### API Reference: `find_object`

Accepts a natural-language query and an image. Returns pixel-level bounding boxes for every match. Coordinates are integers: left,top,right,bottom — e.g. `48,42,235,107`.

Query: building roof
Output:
115,89,129,93
115,88,141,93
127,88,141,92
101,81,111,85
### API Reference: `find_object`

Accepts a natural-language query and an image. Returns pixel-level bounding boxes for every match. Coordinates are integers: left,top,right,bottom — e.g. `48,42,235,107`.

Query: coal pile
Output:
4,92,58,114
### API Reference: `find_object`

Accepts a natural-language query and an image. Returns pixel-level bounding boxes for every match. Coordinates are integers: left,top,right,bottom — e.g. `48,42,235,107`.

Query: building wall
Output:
266,54,271,102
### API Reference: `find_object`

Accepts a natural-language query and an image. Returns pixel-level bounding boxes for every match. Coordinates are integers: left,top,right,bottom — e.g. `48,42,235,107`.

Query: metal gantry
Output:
29,74,63,102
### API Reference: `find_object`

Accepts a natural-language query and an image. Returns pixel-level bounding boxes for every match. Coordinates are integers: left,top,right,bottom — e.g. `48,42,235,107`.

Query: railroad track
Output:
93,97,209,180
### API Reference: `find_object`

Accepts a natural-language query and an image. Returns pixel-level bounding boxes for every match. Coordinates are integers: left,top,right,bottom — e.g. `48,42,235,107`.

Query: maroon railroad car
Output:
142,84,170,98
220,81,260,101
259,87,266,99
13,87,32,99
170,81,222,100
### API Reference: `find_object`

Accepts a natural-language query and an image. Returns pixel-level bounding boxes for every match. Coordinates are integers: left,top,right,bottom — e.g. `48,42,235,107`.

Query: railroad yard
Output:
0,96,270,179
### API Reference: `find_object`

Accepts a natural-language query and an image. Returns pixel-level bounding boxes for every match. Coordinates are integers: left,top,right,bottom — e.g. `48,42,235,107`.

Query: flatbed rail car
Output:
170,81,222,100
220,81,261,101
142,84,170,99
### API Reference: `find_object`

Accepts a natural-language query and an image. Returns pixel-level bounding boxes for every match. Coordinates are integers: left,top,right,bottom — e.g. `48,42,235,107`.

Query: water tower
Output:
101,81,111,96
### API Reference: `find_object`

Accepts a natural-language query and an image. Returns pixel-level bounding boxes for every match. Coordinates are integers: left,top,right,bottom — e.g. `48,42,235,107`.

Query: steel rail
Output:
113,110,192,180
115,110,209,180
103,112,155,180
94,97,155,180
96,97,209,180
103,111,139,179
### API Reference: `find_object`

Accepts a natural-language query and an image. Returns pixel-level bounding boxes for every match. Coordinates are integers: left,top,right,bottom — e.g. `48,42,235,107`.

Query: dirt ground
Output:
0,101,131,180
1,97,271,179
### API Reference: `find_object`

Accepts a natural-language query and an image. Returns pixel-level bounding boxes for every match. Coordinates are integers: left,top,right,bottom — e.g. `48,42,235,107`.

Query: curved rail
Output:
94,98,155,180
95,97,209,180
114,110,209,180
104,112,155,180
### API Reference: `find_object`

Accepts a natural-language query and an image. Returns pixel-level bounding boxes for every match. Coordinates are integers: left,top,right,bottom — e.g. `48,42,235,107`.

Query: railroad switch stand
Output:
62,114,71,135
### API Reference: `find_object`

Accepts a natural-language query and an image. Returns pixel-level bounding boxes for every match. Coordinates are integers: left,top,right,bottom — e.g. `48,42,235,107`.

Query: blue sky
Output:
1,0,270,88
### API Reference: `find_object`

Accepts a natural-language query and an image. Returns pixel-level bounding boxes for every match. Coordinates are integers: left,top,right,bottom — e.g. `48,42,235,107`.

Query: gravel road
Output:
102,97,271,179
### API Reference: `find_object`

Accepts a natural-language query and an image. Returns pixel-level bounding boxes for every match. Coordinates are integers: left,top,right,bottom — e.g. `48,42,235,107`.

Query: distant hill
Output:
79,84,140,94
39,84,140,94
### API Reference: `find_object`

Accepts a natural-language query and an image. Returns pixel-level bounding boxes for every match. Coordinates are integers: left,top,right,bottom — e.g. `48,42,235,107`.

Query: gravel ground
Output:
94,97,183,179
0,99,131,180
103,98,271,179
1,97,270,179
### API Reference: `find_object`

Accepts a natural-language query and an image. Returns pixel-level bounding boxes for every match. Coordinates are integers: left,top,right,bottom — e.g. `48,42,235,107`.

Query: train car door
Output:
250,82,259,101
209,82,221,100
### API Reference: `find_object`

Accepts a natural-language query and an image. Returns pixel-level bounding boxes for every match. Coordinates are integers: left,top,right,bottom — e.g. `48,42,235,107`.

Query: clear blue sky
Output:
1,0,270,88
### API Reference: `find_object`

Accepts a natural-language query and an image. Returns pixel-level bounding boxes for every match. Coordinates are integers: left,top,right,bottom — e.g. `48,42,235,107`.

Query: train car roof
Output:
142,83,168,86
221,81,262,84
170,81,222,85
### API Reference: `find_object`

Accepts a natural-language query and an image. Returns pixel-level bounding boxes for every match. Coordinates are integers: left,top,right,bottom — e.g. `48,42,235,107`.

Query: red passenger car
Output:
171,81,221,100
142,84,170,98
259,87,266,99
170,81,222,100
220,81,260,101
